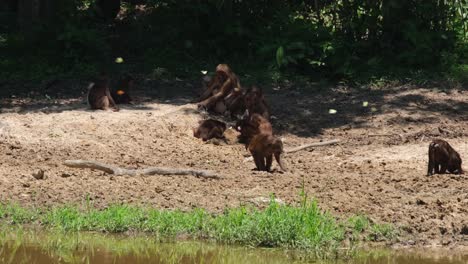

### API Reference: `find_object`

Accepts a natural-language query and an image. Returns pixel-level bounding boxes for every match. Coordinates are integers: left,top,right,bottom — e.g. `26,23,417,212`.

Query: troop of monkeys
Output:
193,64,286,172
86,64,464,175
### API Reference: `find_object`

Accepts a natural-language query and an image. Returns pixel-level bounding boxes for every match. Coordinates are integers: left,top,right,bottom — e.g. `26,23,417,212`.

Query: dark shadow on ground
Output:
265,83,467,138
1,78,466,138
0,78,198,114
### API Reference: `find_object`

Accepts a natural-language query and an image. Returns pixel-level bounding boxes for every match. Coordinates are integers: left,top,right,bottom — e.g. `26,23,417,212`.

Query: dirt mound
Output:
0,82,466,248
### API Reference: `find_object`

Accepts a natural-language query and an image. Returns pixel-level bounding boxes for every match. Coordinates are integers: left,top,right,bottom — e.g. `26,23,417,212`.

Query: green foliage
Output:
348,215,370,234
369,223,398,242
0,204,38,224
0,0,467,81
0,199,397,254
210,199,344,251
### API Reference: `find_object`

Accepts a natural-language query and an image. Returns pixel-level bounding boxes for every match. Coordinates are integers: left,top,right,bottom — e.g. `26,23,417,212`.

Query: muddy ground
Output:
0,78,467,248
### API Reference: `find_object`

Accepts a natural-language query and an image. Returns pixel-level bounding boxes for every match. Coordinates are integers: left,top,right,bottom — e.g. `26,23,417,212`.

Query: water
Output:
0,229,467,264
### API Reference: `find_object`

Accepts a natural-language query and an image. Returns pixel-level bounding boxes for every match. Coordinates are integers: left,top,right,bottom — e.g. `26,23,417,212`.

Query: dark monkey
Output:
427,139,463,176
193,119,227,141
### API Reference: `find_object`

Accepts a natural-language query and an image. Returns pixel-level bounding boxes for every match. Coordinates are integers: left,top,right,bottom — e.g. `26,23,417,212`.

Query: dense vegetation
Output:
0,0,467,82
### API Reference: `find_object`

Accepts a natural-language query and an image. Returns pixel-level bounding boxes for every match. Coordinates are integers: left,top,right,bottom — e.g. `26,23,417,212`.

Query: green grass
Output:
0,200,397,256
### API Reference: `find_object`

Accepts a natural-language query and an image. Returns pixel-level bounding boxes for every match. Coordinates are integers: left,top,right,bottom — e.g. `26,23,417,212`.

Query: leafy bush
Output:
0,0,466,81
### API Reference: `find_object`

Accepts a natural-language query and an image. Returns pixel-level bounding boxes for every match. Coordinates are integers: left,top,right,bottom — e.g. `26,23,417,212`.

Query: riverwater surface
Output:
0,229,467,264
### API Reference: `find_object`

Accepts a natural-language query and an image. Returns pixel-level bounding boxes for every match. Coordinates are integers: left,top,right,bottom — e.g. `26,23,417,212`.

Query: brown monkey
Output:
224,87,246,118
248,134,286,172
197,64,242,112
112,75,134,104
235,118,253,144
244,86,270,119
87,73,119,111
427,139,463,176
193,119,227,141
236,113,272,146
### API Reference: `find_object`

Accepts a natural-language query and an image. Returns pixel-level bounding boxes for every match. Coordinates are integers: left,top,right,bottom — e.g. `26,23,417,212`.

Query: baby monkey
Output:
193,119,227,141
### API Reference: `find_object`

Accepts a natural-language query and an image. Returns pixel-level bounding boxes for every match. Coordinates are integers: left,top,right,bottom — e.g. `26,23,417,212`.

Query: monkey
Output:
197,64,242,113
87,73,119,111
248,134,287,172
224,87,246,118
112,75,134,104
427,139,464,176
213,100,227,114
244,86,270,120
235,118,252,144
235,113,286,172
236,113,272,147
198,75,227,113
193,119,227,142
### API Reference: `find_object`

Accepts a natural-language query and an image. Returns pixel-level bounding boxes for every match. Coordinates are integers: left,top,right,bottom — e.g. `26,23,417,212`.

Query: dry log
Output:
284,139,341,154
64,160,220,179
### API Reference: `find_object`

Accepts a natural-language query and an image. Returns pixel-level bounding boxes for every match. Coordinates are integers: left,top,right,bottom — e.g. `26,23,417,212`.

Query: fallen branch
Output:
64,160,220,179
284,139,341,154
243,139,340,162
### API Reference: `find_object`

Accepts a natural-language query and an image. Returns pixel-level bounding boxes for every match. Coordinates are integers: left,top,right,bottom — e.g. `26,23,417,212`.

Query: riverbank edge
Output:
0,199,398,258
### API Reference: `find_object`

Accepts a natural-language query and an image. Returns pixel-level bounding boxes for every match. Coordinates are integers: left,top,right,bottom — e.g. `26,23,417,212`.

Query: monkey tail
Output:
86,82,95,107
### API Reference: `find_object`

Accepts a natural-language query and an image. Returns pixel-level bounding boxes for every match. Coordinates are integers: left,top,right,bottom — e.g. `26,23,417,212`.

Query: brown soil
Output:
0,79,467,248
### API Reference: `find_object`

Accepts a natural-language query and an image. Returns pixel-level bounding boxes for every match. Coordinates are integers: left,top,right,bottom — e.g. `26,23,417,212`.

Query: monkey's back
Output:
194,119,227,141
430,139,453,162
248,134,277,154
87,82,108,109
429,139,462,171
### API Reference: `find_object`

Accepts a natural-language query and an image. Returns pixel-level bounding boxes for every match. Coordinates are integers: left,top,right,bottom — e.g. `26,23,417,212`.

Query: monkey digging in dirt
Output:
427,139,463,176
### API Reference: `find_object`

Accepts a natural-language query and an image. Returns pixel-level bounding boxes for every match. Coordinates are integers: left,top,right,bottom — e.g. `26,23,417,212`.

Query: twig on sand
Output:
284,139,341,154
64,160,221,179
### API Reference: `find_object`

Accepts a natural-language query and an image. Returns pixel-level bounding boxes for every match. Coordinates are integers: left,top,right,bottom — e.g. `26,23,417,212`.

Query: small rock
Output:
439,227,447,235
416,198,426,205
61,173,71,178
32,169,45,180
22,182,30,188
